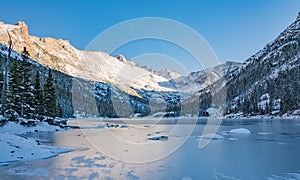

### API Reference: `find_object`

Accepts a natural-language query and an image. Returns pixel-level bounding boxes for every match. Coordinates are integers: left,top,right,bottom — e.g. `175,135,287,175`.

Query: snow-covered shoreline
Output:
72,108,300,121
0,122,71,165
68,114,300,124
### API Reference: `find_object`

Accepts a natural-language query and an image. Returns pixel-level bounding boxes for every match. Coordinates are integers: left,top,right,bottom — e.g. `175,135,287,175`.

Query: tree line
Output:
0,47,63,120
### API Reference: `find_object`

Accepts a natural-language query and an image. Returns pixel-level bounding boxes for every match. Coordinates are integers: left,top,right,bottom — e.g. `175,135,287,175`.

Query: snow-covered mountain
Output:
0,21,241,97
0,21,237,118
183,61,241,93
198,13,300,117
0,21,174,98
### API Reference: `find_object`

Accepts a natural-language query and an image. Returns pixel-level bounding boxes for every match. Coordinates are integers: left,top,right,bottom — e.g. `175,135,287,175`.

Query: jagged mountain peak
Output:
15,21,28,28
156,61,242,94
0,21,175,97
158,68,183,80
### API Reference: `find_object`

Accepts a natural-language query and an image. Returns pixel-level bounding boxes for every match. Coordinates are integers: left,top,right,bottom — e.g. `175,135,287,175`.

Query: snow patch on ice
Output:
0,133,71,163
199,133,224,140
228,137,239,141
0,121,61,134
0,121,70,163
258,132,272,135
229,128,251,135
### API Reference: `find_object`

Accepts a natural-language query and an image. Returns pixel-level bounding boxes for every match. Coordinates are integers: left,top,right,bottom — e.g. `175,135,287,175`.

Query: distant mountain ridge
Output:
0,21,238,98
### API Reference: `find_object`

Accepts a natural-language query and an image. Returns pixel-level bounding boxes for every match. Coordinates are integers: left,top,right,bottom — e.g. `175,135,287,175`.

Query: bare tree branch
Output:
1,30,13,114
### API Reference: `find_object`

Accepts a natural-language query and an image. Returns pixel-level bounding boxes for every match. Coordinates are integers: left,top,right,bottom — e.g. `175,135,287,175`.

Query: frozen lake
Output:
0,118,300,179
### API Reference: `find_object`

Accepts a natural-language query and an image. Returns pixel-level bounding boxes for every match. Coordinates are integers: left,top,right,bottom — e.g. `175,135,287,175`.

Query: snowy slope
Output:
203,13,300,116
0,21,174,97
0,21,240,99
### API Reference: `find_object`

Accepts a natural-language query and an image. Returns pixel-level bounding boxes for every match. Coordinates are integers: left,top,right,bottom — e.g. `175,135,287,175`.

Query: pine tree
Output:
19,48,35,118
56,103,63,118
280,87,291,115
33,71,43,118
21,63,34,118
7,60,22,115
43,69,56,117
242,96,250,116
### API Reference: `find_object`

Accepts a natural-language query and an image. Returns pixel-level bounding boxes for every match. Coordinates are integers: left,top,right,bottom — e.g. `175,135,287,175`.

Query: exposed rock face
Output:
118,54,127,62
15,21,28,40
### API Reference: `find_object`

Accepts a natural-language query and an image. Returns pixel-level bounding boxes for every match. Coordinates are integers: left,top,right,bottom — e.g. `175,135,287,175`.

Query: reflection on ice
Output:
0,118,299,179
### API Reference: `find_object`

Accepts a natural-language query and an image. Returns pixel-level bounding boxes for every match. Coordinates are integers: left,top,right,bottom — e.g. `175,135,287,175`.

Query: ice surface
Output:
0,119,299,179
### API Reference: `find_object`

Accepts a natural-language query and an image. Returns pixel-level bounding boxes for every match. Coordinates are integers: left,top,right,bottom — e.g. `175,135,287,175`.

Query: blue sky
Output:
1,0,299,72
